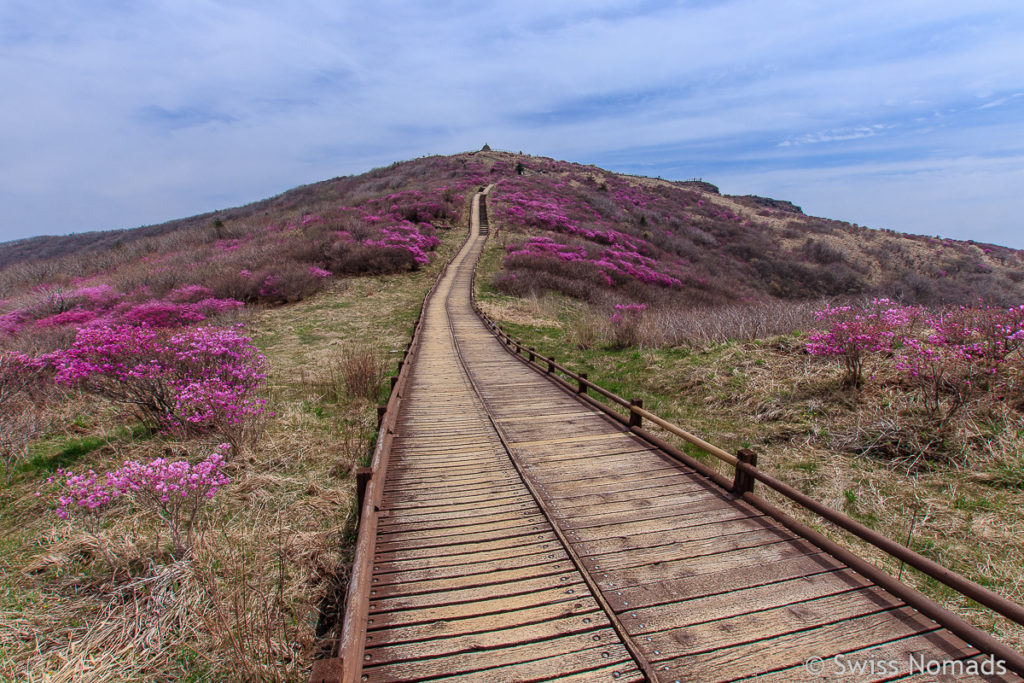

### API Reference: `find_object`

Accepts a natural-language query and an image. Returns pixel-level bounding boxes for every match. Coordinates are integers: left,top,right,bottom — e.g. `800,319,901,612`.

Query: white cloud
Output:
1,0,1023,247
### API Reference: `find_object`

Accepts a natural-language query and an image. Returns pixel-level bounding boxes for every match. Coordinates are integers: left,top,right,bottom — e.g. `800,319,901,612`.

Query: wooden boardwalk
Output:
328,190,1021,682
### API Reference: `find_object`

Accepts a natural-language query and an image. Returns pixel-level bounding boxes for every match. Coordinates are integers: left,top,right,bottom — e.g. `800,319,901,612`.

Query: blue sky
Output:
2,0,1023,248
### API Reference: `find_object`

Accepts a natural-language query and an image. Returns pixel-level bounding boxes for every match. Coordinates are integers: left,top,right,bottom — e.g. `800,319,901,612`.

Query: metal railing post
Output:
629,399,643,427
732,448,758,495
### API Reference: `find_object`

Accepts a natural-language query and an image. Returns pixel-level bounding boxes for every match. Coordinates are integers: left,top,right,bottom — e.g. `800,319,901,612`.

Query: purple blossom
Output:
49,447,231,556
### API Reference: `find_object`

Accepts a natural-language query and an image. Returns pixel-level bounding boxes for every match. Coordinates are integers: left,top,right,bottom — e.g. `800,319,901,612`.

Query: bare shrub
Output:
565,313,606,350
335,348,388,402
198,527,320,680
608,303,646,349
801,238,845,265
327,242,416,275
0,352,50,481
640,299,824,348
0,399,45,482
494,259,612,303
206,267,265,302
255,261,328,305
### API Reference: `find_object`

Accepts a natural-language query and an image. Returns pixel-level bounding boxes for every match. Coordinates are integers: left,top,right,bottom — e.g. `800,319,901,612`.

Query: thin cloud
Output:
1,0,1023,248
779,125,895,148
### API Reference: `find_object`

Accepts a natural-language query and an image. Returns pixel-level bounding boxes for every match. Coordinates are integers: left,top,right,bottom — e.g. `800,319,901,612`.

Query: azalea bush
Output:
48,446,231,557
50,324,268,450
805,298,922,387
896,305,1024,421
807,301,1024,423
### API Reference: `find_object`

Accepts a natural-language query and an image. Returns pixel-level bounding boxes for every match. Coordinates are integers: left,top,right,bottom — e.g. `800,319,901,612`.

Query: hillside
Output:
3,150,1023,326
2,150,1024,677
477,152,1024,308
0,154,493,352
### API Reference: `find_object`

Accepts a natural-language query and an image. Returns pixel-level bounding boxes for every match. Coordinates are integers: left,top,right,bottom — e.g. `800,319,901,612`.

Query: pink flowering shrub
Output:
51,324,267,450
0,310,26,336
32,309,100,328
70,284,122,308
120,300,208,327
895,305,1024,421
610,303,648,349
489,165,761,302
49,446,230,557
166,284,216,303
503,236,686,293
118,297,244,328
806,299,923,387
362,221,441,267
808,301,1024,423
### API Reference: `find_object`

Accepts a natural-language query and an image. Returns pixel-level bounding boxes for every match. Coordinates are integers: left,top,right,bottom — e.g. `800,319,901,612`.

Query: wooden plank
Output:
618,569,870,635
374,530,560,563
372,547,569,586
373,521,549,554
384,484,530,508
567,502,760,542
389,450,505,465
496,411,601,423
574,515,774,557
369,584,591,630
383,473,521,494
594,538,823,592
538,469,701,496
508,432,636,448
377,497,536,525
376,507,543,535
384,469,516,487
367,599,605,649
546,472,711,502
367,561,572,600
525,459,679,483
607,551,839,611
374,539,563,575
438,650,641,682
645,587,905,661
361,628,628,680
557,488,742,524
583,527,798,575
554,490,738,531
749,630,984,681
656,607,939,681
517,444,662,467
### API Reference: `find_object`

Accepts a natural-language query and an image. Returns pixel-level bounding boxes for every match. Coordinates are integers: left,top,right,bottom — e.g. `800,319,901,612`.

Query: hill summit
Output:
1,150,1022,333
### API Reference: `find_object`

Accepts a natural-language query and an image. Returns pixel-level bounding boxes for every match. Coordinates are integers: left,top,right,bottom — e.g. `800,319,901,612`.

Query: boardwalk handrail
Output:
471,294,1024,675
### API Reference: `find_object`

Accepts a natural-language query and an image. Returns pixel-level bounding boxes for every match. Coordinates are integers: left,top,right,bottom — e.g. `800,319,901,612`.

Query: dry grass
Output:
638,300,823,348
0,230,464,680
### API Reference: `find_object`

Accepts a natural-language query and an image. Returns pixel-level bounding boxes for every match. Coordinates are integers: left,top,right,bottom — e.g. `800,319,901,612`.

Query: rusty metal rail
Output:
473,290,1024,676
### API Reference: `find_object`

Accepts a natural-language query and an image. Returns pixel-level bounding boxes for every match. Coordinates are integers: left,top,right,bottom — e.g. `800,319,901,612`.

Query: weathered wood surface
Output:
349,190,1020,682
